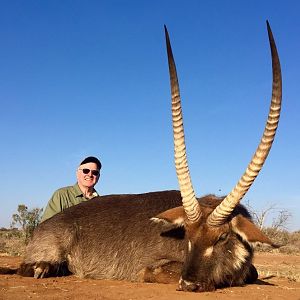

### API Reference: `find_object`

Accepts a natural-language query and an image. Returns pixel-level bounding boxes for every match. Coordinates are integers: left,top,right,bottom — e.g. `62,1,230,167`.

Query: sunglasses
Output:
79,168,100,176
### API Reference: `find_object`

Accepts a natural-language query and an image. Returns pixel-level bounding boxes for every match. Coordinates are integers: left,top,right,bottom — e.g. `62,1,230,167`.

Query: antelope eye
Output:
218,233,228,242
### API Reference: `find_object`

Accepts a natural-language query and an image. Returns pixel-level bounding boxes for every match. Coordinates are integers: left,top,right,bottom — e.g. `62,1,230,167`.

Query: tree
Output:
245,200,291,230
11,204,43,242
271,209,292,231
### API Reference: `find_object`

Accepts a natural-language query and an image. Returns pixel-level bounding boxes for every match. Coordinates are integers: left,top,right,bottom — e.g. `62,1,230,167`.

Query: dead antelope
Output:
12,21,281,292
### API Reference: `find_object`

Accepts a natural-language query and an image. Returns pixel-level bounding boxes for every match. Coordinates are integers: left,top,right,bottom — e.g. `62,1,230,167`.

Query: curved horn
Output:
164,25,201,223
208,21,282,227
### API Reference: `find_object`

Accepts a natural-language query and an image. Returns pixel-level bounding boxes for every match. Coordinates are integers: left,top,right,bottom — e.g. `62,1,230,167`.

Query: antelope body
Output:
17,22,282,292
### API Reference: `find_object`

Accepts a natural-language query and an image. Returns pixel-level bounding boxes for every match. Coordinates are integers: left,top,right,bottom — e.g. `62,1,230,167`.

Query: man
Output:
40,156,101,222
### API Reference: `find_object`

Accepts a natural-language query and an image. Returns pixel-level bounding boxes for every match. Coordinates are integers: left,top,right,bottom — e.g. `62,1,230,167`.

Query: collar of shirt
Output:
73,183,98,199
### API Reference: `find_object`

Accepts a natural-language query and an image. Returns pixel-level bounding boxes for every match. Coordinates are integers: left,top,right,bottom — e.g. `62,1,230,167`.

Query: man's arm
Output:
40,191,63,223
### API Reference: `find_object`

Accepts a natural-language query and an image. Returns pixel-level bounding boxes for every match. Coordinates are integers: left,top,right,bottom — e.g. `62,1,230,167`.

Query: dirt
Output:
0,253,299,300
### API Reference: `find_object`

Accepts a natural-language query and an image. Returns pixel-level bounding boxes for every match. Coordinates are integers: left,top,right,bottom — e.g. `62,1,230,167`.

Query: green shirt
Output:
40,183,98,223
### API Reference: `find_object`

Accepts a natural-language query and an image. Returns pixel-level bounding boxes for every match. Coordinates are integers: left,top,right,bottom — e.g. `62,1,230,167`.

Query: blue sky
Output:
0,1,299,231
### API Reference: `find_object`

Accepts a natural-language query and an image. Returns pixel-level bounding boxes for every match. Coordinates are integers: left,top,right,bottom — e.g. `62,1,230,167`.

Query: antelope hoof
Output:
34,262,50,278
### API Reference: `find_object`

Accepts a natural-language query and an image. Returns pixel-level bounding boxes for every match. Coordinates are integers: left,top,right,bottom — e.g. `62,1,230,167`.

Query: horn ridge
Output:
208,21,282,226
165,25,201,223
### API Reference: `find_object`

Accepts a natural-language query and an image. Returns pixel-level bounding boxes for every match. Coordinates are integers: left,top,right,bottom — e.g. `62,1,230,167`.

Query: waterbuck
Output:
15,21,282,292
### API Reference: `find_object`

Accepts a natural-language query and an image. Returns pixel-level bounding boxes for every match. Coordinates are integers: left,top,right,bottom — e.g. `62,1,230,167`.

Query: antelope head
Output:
157,21,282,292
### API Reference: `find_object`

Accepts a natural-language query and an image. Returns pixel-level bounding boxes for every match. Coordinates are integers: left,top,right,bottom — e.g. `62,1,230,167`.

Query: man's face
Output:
76,162,100,189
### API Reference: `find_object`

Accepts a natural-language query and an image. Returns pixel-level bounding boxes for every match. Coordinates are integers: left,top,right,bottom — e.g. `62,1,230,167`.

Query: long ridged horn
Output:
207,21,282,227
164,25,201,223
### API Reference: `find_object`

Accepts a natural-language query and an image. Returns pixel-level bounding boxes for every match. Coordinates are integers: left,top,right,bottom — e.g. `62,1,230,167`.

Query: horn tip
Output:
164,25,169,38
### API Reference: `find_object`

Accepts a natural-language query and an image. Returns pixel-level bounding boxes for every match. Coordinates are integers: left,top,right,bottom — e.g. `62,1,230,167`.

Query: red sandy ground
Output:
0,253,299,300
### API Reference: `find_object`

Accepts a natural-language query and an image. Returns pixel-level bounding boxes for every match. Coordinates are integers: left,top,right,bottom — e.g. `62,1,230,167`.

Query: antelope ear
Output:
231,215,279,247
150,206,186,226
150,206,186,240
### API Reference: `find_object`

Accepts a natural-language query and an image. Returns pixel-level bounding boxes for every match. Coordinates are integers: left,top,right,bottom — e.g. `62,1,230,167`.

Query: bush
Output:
11,204,43,243
262,227,290,246
254,228,300,254
0,204,43,256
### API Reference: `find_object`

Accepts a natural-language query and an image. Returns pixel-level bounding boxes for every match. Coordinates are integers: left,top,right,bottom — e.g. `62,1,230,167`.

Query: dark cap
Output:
80,156,102,170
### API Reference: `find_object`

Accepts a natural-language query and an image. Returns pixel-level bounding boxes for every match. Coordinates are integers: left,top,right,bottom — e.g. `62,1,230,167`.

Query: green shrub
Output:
11,204,43,243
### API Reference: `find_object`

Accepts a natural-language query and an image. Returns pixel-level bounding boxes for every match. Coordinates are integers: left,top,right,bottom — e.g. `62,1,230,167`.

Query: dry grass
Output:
0,228,26,256
258,268,300,282
255,229,300,255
